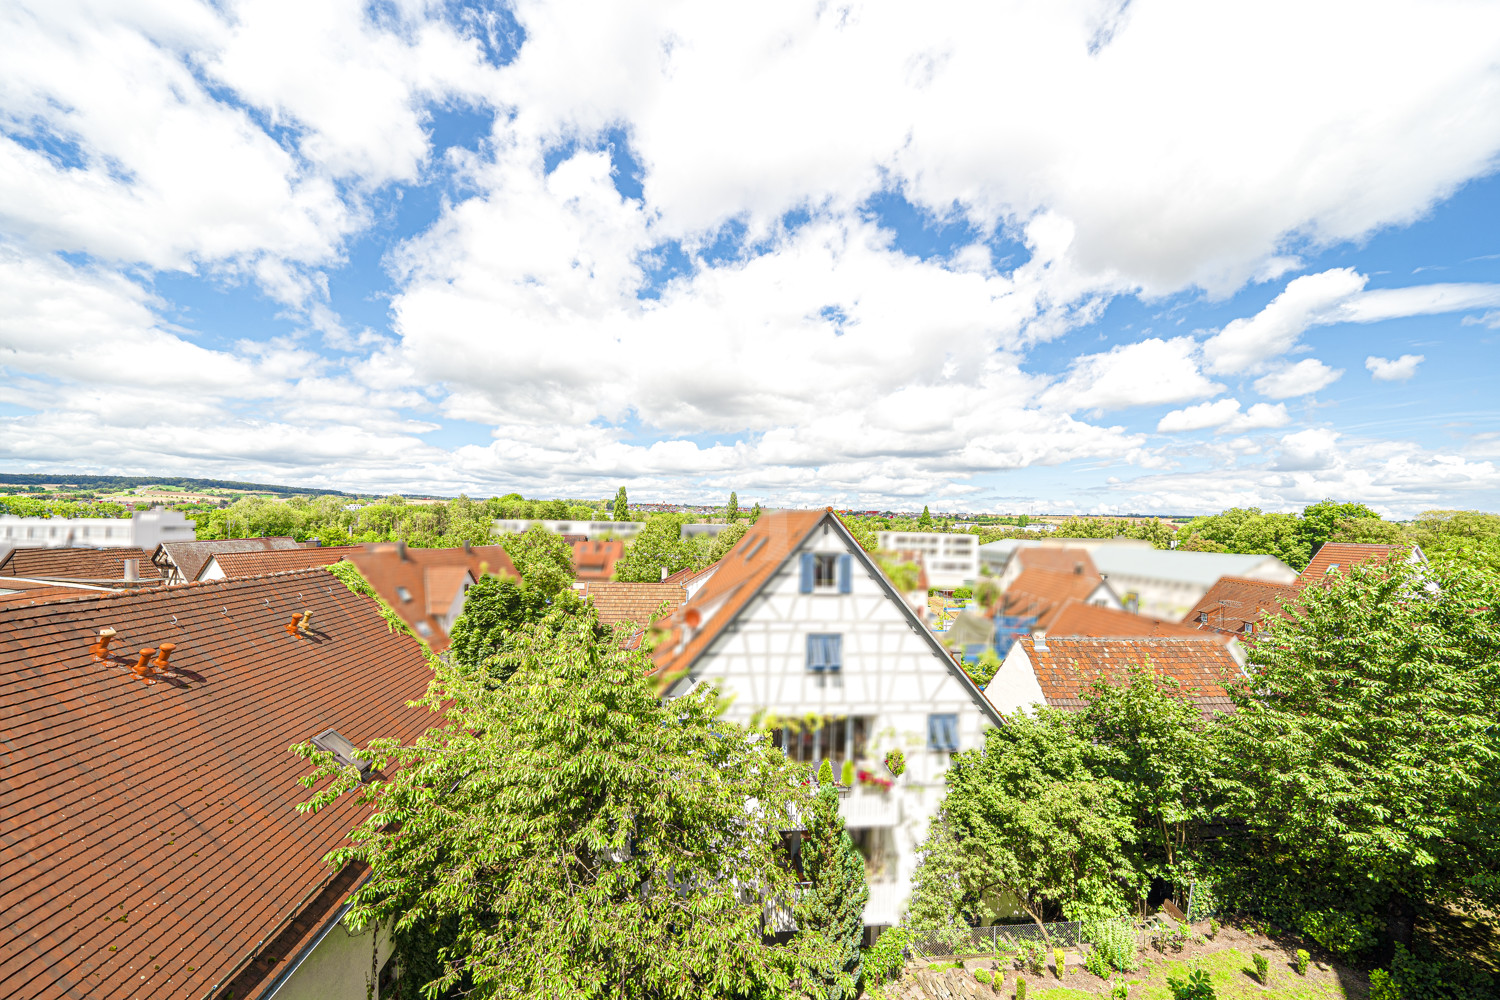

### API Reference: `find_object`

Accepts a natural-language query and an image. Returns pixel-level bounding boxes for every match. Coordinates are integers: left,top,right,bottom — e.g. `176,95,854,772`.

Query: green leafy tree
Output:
798,760,869,1000
613,486,630,522
294,613,817,999
750,502,762,525
1177,507,1310,568
917,505,934,531
1076,664,1221,897
1300,499,1384,556
707,522,748,563
615,514,701,582
1406,509,1500,573
727,491,740,523
498,524,575,596
447,576,594,679
1219,557,1500,953
907,710,1137,945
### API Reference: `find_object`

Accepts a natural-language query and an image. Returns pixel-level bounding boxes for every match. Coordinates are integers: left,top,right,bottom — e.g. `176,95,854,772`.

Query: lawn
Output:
1028,947,1352,1000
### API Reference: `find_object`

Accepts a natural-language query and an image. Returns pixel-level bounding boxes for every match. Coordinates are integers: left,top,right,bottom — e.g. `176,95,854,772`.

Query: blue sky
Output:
2,0,1499,515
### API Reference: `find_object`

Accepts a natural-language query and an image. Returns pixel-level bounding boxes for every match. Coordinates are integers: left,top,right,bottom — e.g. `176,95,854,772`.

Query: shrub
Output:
1016,976,1026,1000
1168,968,1216,1000
840,759,855,786
1208,919,1219,939
884,748,906,777
1111,981,1129,1000
974,969,993,985
1391,943,1497,1000
861,927,910,990
1295,949,1310,976
1298,908,1381,957
1252,953,1269,983
1084,918,1139,973
1368,969,1399,1000
1054,947,1065,977
1015,940,1046,976
1084,948,1111,979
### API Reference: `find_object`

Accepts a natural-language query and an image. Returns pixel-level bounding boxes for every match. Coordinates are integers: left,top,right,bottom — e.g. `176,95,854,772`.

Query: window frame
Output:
927,712,960,753
806,632,843,673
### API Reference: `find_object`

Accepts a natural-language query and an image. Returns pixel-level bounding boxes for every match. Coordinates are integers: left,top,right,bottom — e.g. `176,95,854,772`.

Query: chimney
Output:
152,643,176,671
89,627,118,660
1034,631,1048,652
1073,561,1082,575
123,558,139,582
285,612,305,636
463,541,473,554
661,566,668,581
132,648,157,682
396,541,408,561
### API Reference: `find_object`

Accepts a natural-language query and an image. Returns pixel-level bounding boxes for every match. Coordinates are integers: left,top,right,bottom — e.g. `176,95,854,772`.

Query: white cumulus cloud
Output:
1365,353,1425,381
1253,358,1345,398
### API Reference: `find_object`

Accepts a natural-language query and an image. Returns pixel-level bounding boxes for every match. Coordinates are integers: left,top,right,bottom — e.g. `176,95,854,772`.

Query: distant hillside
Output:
0,473,353,498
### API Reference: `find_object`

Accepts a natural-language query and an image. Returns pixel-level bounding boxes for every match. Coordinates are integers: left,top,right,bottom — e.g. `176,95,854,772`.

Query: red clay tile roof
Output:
1046,598,1227,643
1016,636,1240,714
0,580,119,607
152,538,301,583
993,568,1109,629
1184,575,1301,635
581,582,687,627
0,568,439,1000
1016,546,1099,579
0,547,160,582
202,545,364,580
1298,543,1408,586
344,543,519,654
572,539,623,582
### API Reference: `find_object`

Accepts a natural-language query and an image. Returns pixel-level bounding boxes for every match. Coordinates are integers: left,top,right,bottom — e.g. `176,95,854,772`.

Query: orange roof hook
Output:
89,627,118,661
285,612,305,636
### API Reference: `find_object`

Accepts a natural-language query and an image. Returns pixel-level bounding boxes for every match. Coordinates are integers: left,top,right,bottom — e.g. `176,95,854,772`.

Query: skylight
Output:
311,729,371,777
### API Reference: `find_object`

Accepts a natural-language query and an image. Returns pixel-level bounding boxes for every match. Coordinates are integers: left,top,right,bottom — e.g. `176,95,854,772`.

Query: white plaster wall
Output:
271,915,393,1000
875,531,979,590
983,643,1044,716
684,521,995,926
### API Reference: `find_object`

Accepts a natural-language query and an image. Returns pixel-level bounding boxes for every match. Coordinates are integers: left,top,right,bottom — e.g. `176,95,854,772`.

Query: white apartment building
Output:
494,519,646,538
0,507,195,552
875,530,979,590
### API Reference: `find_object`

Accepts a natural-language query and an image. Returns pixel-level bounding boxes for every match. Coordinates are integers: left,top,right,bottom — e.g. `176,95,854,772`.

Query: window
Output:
806,633,842,672
814,553,838,588
396,586,413,603
1242,622,1255,634
415,621,433,637
800,552,854,593
849,827,897,883
310,728,371,777
928,713,959,753
772,716,870,766
1196,611,1207,623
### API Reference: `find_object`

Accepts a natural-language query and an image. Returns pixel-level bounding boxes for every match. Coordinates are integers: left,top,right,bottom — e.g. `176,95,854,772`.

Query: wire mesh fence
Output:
911,920,1085,957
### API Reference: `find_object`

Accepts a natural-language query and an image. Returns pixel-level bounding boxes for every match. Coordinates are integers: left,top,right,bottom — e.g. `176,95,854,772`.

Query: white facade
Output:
985,642,1048,715
673,516,1000,927
494,519,645,538
875,531,979,590
0,507,195,551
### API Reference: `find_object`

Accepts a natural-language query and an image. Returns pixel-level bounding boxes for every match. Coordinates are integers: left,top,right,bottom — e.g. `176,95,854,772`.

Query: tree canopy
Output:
498,524,576,596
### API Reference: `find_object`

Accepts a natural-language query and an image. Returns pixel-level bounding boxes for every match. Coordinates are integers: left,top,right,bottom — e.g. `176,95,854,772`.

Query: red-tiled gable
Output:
202,545,364,581
581,582,687,628
1016,636,1240,714
652,510,827,675
993,568,1108,628
0,547,159,582
572,539,623,582
1016,546,1099,579
0,569,438,1000
153,538,301,584
1298,542,1408,586
344,543,519,653
1047,598,1227,643
1185,575,1301,636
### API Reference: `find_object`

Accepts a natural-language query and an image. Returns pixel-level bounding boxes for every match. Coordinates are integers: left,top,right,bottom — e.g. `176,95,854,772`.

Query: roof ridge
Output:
0,566,339,611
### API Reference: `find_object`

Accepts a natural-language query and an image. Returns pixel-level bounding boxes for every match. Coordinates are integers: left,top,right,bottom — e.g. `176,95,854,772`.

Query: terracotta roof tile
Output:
580,582,686,627
0,581,117,607
204,546,364,580
1016,546,1098,579
152,538,301,584
1017,636,1240,715
0,547,160,582
1046,598,1227,643
1184,575,1301,636
571,540,623,582
344,543,519,654
0,568,438,1000
1298,542,1408,586
993,568,1108,628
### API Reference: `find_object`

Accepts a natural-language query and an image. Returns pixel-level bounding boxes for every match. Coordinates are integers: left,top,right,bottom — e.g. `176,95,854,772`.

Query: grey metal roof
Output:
1090,548,1290,587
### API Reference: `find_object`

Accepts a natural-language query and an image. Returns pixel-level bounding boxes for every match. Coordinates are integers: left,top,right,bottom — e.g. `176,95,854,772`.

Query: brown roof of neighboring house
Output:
581,582,687,628
572,539,623,582
202,545,364,580
0,569,438,1000
1046,598,1227,643
152,538,301,583
1298,543,1410,586
343,543,519,653
1013,636,1240,715
993,568,1110,629
0,546,160,582
1184,575,1301,635
1016,546,1099,579
0,581,118,607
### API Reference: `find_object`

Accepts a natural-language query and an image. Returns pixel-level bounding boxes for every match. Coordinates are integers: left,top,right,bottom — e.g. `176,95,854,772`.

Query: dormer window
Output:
396,586,413,602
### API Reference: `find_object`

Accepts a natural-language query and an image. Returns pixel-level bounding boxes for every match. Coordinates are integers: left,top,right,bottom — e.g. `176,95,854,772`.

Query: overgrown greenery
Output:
496,523,575,596
798,760,869,1000
446,575,597,680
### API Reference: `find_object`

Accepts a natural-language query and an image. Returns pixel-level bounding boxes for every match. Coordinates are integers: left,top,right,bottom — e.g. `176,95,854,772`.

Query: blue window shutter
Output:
837,554,852,593
944,715,959,751
800,553,815,593
828,634,842,671
928,714,940,748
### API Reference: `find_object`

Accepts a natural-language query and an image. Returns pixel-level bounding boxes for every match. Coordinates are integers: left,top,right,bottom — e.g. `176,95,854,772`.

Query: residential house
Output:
995,546,1099,590
571,539,624,583
495,519,645,539
1184,576,1301,639
580,581,687,632
0,506,194,552
874,531,978,590
196,545,365,581
0,568,438,1000
152,537,303,585
0,546,161,584
652,510,1003,929
1046,598,1234,645
1298,542,1427,586
1088,548,1297,620
992,567,1122,629
0,578,118,607
344,542,519,653
977,537,1151,577
986,636,1241,718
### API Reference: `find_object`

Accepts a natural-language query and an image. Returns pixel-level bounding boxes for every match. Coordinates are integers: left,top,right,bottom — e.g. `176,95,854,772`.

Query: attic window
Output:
415,621,433,637
1325,564,1339,573
311,729,371,777
396,586,413,602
